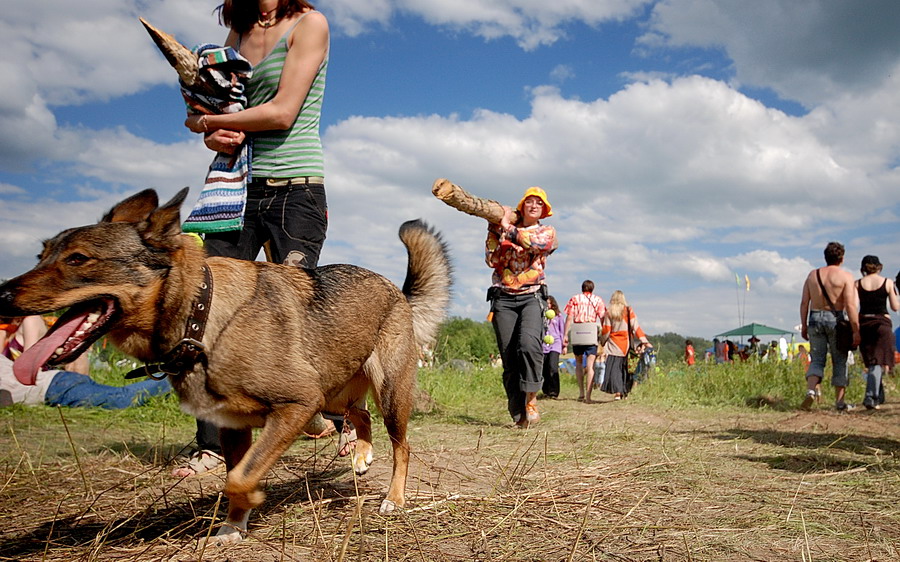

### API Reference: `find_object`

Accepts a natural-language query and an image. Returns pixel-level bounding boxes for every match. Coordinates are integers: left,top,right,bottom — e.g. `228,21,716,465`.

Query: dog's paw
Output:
379,498,399,514
198,521,246,548
352,448,374,475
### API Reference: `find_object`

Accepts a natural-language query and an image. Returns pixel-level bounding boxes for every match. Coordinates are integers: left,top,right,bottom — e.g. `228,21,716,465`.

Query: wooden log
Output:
431,178,517,224
140,18,200,87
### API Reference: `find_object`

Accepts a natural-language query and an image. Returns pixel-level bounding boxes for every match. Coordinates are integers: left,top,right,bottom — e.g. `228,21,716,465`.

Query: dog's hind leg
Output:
345,402,373,474
372,361,414,514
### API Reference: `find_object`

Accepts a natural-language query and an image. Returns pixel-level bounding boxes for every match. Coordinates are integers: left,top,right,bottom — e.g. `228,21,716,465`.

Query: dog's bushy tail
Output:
399,220,452,350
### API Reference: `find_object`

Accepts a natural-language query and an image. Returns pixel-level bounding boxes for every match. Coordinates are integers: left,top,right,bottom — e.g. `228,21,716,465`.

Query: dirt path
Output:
2,395,899,561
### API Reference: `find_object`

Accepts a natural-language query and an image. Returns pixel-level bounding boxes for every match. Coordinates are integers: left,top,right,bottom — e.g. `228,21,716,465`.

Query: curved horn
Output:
140,18,199,86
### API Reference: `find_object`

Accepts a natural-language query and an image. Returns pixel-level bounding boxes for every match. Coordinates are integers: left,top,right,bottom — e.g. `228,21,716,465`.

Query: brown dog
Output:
0,188,452,544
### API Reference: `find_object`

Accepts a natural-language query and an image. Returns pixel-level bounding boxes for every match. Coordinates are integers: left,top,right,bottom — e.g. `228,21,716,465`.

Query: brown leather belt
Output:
251,176,325,187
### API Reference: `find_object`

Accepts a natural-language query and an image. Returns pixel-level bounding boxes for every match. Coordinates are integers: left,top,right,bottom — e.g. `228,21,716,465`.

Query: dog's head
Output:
0,188,190,384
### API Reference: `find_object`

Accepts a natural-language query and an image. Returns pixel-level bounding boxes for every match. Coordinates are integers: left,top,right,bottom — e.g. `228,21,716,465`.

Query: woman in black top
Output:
856,255,899,409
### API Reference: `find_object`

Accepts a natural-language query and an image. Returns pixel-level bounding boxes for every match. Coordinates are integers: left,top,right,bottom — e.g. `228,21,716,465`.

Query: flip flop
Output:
171,449,224,478
303,416,337,439
338,423,357,457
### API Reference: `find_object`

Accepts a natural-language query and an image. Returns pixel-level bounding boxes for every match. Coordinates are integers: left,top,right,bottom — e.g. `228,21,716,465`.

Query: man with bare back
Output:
799,242,860,411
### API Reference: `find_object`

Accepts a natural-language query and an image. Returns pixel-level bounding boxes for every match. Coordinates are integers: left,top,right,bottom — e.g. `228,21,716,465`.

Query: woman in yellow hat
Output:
485,187,558,428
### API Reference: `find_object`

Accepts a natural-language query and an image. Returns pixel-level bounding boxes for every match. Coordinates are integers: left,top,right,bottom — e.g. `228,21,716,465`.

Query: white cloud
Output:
644,0,900,107
326,0,650,49
313,76,900,336
324,0,394,36
0,0,222,170
550,64,576,83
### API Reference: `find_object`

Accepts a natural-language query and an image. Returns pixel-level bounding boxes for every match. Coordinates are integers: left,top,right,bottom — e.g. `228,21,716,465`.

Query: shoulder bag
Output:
569,321,598,346
624,307,636,393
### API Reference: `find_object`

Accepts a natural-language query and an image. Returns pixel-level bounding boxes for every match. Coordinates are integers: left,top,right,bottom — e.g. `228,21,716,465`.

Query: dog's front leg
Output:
215,427,254,543
197,426,253,547
215,405,316,544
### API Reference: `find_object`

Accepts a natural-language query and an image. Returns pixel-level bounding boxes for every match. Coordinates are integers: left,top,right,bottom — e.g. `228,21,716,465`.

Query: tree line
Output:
433,317,713,366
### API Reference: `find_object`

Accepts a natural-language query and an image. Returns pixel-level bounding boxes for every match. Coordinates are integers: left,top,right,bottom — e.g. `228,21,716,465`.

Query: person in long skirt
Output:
599,291,651,399
855,255,899,409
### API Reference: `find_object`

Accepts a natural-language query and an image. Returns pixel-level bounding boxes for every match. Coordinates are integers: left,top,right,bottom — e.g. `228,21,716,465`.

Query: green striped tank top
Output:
247,13,328,178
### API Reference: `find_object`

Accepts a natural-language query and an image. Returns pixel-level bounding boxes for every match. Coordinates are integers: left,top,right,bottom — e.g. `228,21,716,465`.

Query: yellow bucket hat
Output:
517,186,552,218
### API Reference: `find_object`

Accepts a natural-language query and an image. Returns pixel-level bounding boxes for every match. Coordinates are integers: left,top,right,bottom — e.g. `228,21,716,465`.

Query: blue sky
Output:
2,0,900,340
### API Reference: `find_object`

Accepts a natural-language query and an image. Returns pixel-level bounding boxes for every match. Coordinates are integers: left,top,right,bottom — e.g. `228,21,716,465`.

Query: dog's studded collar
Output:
125,265,213,380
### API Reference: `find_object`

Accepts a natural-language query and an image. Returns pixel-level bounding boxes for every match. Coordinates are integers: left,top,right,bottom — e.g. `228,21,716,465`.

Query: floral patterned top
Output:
485,221,558,295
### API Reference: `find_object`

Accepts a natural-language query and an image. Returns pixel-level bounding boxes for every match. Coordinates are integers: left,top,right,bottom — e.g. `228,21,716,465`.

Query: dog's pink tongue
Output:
13,313,87,386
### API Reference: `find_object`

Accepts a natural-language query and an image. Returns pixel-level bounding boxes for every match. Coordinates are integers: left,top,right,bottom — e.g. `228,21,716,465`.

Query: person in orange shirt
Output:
485,187,558,427
599,291,651,399
684,339,695,366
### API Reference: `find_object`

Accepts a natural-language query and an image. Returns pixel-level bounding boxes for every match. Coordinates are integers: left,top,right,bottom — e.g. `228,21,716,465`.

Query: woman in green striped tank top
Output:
185,0,329,270
178,0,350,481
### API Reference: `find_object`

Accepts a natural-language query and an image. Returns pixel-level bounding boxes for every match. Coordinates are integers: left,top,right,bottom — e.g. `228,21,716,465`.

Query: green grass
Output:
4,347,876,440
4,349,899,560
416,356,876,416
635,358,872,410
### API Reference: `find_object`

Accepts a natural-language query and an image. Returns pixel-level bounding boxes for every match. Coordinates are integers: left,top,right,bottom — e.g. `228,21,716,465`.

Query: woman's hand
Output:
499,205,516,230
185,114,208,133
204,129,246,154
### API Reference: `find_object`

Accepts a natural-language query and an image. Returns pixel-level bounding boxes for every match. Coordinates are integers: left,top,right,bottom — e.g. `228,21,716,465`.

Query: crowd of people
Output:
484,218,897,423
3,4,894,490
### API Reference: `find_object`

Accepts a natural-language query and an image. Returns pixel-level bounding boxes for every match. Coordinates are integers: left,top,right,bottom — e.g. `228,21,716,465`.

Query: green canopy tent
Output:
714,322,795,339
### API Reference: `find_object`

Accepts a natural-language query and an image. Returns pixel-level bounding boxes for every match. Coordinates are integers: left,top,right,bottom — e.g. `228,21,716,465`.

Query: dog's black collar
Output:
125,264,213,380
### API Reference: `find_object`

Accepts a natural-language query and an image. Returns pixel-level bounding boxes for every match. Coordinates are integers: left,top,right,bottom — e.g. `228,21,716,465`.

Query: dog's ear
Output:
102,189,161,223
140,187,190,248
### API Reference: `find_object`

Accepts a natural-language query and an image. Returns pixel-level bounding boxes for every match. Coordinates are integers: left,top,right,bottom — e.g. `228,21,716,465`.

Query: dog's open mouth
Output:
13,298,118,386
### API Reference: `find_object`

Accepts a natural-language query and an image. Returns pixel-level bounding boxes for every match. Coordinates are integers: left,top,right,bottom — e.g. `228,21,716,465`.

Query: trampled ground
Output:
1,390,899,561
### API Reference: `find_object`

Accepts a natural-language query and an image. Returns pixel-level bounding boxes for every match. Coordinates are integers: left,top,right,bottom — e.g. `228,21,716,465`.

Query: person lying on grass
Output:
0,353,171,409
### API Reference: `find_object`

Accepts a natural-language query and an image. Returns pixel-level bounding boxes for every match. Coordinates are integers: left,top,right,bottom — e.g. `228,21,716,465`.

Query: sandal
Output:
171,449,224,478
525,403,540,423
303,415,337,439
338,421,357,457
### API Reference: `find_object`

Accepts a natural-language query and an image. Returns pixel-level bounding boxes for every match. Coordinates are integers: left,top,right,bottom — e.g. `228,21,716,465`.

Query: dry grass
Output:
2,392,900,561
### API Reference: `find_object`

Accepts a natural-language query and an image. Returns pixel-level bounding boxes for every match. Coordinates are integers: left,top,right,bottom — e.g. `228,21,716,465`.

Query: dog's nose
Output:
0,287,15,306
0,286,22,316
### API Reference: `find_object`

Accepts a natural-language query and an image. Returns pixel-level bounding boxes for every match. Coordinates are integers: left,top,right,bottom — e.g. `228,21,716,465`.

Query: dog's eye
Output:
65,253,90,266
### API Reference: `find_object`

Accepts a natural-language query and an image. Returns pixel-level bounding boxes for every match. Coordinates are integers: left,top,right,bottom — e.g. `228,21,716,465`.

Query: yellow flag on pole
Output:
745,274,751,291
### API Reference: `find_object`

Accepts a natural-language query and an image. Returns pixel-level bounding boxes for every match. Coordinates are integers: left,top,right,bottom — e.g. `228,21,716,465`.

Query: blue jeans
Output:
864,365,884,406
45,371,172,409
806,310,849,387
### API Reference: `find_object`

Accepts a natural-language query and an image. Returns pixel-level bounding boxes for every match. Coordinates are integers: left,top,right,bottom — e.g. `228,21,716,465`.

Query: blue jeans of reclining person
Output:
45,371,172,409
491,290,546,422
806,310,849,388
